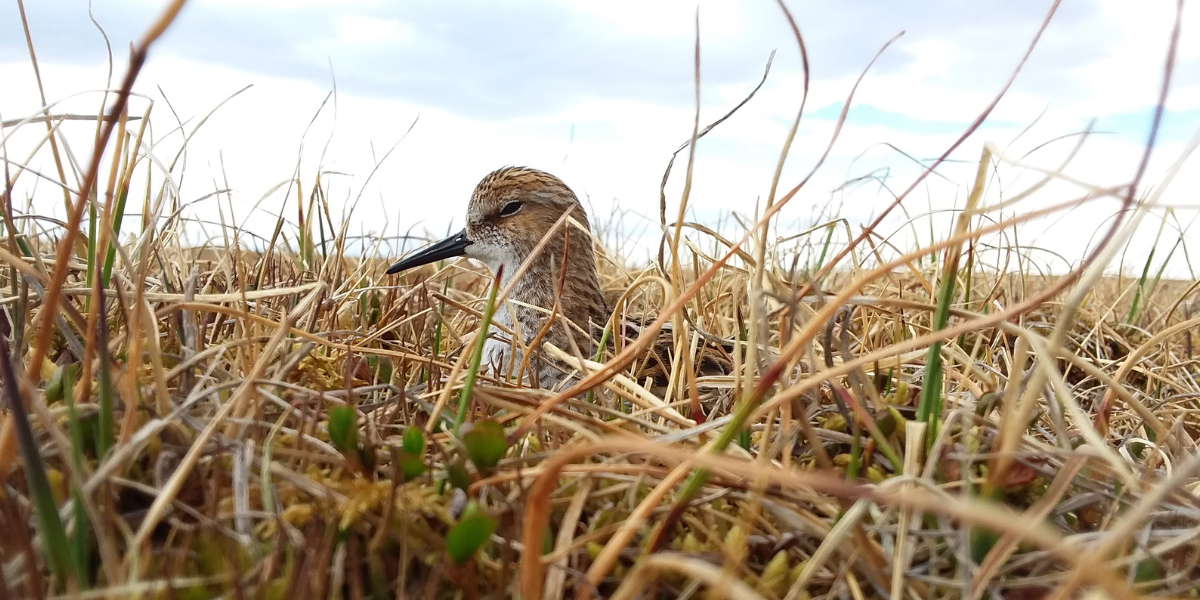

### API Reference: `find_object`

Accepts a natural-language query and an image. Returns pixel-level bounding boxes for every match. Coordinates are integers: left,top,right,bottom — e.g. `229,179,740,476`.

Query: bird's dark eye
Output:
499,201,523,217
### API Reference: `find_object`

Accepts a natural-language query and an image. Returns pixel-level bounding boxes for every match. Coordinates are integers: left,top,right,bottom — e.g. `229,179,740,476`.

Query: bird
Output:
387,167,734,403
386,167,610,388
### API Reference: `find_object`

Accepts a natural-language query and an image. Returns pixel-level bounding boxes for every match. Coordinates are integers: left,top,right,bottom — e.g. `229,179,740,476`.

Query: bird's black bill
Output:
386,229,473,275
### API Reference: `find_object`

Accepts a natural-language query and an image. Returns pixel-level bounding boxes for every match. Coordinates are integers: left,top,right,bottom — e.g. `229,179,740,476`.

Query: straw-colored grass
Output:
2,1,1199,599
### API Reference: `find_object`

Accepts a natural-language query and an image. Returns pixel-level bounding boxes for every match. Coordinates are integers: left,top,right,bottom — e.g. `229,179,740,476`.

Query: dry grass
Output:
2,1,1200,599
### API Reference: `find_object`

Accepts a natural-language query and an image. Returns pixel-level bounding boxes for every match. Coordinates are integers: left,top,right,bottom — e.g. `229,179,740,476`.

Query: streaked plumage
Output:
388,167,733,400
388,167,609,387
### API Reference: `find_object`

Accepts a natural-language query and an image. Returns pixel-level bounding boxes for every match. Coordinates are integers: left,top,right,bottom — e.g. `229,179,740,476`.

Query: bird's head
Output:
386,167,591,278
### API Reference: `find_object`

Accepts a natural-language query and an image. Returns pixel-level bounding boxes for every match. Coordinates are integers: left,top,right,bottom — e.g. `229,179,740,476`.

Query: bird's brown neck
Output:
505,228,609,351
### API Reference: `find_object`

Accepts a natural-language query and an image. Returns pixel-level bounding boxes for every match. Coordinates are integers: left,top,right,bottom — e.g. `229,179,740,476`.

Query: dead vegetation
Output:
1,1,1199,599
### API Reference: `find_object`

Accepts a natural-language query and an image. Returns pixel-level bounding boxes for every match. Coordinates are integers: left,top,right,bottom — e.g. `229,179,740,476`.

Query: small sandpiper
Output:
387,167,611,387
387,167,733,398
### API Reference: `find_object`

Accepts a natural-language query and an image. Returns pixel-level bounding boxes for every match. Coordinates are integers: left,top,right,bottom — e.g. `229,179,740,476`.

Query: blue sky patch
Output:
1092,108,1200,145
808,103,1021,134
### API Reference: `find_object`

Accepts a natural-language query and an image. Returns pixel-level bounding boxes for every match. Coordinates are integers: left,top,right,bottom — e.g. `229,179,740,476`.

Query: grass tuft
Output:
1,1,1199,598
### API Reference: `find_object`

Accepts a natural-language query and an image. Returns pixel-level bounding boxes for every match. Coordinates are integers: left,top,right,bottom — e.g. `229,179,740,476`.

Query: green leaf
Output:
1134,557,1163,583
327,406,358,452
970,527,998,564
368,291,381,325
446,503,496,564
462,419,507,473
46,364,66,403
397,452,425,482
395,431,426,482
446,461,471,491
736,428,751,451
460,499,484,520
359,441,377,474
402,427,426,455
366,354,392,383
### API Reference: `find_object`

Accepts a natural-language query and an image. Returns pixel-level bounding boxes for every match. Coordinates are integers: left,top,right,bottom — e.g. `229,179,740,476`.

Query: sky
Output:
2,0,1199,277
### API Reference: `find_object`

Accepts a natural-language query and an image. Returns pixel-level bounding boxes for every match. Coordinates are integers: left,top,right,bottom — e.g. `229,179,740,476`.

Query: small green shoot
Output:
396,427,427,481
327,405,358,453
461,419,507,474
328,405,373,473
446,461,471,491
446,501,496,564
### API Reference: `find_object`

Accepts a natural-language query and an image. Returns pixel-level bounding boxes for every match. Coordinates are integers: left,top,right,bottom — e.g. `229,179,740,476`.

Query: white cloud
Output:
198,0,380,7
335,15,413,46
2,0,1197,277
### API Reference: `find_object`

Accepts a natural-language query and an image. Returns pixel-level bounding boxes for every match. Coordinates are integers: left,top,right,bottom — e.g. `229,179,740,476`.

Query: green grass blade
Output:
101,187,129,288
585,323,612,405
916,146,990,449
915,268,956,442
0,333,82,586
814,221,835,272
86,204,96,313
1127,213,1168,324
317,193,328,262
453,267,503,437
426,278,451,384
95,294,115,460
1126,246,1155,323
61,367,91,588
